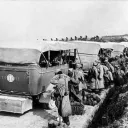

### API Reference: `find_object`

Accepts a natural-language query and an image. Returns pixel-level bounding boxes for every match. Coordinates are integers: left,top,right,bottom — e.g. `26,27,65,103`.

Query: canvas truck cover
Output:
98,43,114,49
69,41,101,69
83,41,125,57
87,41,125,56
69,41,100,55
41,41,77,51
83,41,125,51
0,48,41,64
120,42,128,47
0,41,76,64
107,42,125,57
83,41,113,49
0,41,43,64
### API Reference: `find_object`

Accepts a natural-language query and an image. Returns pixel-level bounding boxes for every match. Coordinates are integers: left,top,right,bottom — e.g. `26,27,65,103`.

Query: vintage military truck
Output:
0,40,77,113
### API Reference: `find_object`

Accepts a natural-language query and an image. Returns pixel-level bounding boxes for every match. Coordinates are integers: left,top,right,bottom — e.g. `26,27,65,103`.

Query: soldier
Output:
88,61,99,91
114,65,125,87
96,60,105,91
68,63,86,101
68,68,81,102
118,54,125,66
104,57,114,74
102,65,113,88
50,69,70,126
75,64,86,91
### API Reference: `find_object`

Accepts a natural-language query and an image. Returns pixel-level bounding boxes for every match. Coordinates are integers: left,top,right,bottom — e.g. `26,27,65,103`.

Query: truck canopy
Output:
106,42,125,57
69,41,101,55
69,41,101,70
98,43,114,49
85,41,125,57
0,41,76,64
120,42,128,47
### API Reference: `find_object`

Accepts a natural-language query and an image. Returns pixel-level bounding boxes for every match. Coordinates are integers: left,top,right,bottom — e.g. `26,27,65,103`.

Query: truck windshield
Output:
39,50,75,67
39,53,49,68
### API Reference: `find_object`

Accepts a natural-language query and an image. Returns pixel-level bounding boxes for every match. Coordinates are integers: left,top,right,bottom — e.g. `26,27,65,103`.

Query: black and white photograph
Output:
0,0,128,128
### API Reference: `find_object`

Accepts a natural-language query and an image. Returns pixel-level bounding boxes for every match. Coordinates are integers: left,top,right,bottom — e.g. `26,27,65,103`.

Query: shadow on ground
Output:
0,111,21,117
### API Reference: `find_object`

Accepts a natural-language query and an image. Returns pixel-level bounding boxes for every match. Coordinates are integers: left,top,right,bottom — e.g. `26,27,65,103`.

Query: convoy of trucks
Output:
0,40,126,113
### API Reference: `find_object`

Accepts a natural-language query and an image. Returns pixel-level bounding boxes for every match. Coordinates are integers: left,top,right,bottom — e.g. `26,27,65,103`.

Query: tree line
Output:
42,35,128,42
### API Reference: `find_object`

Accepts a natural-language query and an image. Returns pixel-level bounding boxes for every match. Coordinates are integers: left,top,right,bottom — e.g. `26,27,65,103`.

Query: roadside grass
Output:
97,85,128,128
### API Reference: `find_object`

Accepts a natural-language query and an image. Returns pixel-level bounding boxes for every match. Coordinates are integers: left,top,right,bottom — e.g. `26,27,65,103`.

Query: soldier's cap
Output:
104,57,108,62
68,68,73,72
93,61,98,66
114,65,120,68
95,59,101,63
55,69,62,74
76,63,82,68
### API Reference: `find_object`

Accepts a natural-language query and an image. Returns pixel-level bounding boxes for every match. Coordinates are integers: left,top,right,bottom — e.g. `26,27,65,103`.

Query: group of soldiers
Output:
49,52,128,127
50,63,85,126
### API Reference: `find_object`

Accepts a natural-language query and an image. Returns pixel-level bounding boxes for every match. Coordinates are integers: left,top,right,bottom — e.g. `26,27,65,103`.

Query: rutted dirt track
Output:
0,106,91,128
0,89,111,128
0,108,57,128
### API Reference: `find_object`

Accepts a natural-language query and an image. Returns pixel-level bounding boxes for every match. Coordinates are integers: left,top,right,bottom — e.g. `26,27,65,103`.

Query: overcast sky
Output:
0,0,128,41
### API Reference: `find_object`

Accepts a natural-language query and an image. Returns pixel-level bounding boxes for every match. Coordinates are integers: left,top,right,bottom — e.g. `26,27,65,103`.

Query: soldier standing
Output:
96,60,105,91
50,69,71,126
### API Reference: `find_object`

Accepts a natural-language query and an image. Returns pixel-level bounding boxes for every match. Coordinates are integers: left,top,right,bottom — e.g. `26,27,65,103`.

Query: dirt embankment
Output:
96,85,128,128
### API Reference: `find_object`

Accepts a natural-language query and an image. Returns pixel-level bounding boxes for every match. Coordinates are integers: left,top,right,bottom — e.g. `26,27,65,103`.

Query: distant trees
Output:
55,38,58,41
61,38,64,41
43,39,47,41
75,36,77,40
43,35,103,42
42,34,128,42
66,37,68,41
46,35,88,41
90,35,101,42
101,35,128,42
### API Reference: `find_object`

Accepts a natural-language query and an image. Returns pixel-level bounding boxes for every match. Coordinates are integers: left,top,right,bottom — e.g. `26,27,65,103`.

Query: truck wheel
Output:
48,99,56,110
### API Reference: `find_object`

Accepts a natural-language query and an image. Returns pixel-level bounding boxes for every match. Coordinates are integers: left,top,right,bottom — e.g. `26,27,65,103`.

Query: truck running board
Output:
0,95,32,114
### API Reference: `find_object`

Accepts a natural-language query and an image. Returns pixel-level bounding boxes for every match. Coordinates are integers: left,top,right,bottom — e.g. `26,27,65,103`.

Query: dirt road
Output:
0,88,111,128
0,106,91,128
0,107,58,128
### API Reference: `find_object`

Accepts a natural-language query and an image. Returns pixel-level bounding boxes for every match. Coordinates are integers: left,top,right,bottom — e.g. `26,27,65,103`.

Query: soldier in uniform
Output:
96,60,105,91
68,63,84,102
50,69,70,126
104,57,114,74
87,61,99,92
